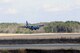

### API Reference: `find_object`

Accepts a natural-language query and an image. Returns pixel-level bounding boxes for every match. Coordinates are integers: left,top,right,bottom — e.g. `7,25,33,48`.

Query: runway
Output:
0,33,80,50
0,33,80,39
0,44,80,50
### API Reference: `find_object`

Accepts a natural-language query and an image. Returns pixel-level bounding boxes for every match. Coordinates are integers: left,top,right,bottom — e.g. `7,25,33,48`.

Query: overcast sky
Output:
0,0,80,23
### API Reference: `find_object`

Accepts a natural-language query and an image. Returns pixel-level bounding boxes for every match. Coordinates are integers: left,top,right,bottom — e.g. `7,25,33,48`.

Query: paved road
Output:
0,44,80,50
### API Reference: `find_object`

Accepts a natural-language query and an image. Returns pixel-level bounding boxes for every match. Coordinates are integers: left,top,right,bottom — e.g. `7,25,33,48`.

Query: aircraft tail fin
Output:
26,21,28,26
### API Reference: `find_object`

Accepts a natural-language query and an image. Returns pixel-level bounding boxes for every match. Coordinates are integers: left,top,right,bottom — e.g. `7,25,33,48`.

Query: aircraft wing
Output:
19,26,27,28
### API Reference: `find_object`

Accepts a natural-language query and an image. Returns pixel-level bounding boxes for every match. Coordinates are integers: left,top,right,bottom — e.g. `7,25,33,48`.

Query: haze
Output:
0,0,80,23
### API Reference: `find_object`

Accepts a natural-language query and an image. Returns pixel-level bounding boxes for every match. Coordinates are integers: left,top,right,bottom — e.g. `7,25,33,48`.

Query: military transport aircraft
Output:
20,21,44,30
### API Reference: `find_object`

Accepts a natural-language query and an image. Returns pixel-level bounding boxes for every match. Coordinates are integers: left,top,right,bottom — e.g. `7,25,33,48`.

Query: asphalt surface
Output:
0,44,80,50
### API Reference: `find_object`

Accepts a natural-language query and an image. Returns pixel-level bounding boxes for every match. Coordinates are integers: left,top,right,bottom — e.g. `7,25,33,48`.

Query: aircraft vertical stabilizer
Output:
26,21,28,26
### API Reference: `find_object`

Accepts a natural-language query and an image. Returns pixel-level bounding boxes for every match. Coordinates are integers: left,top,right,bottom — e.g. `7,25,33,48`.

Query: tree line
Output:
44,21,80,33
0,21,80,33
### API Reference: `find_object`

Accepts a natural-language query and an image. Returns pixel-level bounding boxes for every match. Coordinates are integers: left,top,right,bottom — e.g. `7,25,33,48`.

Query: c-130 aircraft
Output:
20,21,44,30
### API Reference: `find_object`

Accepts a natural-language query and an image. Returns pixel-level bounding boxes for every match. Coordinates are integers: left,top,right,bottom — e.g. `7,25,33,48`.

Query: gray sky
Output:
0,0,80,23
